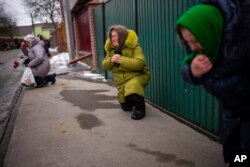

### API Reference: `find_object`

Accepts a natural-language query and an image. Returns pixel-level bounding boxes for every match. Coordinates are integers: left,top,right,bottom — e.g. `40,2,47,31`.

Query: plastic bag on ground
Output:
21,67,37,87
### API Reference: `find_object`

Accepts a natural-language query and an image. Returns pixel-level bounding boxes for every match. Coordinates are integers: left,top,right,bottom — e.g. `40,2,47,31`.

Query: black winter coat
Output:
180,1,250,163
181,0,250,112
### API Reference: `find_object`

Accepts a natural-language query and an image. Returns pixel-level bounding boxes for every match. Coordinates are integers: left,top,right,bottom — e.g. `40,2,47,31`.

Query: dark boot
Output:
35,76,48,88
128,94,146,120
45,73,56,84
120,99,134,112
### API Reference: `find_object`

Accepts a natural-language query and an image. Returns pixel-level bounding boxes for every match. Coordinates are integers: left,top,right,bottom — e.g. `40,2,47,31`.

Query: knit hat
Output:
24,34,39,43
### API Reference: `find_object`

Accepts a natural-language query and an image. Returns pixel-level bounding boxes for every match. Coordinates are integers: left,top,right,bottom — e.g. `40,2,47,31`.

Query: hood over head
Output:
176,4,224,64
23,34,40,48
105,25,138,52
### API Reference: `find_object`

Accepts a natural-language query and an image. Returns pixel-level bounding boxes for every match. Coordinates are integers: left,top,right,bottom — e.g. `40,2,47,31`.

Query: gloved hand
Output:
22,58,30,67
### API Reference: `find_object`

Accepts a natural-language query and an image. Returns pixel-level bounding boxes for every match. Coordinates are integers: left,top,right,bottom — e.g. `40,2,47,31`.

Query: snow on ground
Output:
49,47,59,53
50,52,70,66
49,52,71,74
78,71,106,81
49,51,105,81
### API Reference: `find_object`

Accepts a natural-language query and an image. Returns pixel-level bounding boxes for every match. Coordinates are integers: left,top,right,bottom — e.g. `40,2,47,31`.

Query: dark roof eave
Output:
71,0,92,13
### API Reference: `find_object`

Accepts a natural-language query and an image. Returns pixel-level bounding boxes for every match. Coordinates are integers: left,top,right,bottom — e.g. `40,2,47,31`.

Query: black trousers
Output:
34,73,56,87
120,94,145,112
34,76,47,87
45,73,56,82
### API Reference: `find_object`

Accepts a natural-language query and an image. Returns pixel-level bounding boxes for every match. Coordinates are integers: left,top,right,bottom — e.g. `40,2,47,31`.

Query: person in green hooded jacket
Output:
176,4,223,72
102,25,150,120
176,3,250,166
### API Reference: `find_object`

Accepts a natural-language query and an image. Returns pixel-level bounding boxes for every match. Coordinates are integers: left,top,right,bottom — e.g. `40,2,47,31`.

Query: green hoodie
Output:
176,4,224,65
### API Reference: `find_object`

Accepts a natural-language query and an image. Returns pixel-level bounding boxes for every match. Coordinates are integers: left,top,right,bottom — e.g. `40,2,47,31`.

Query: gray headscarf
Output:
108,25,128,48
23,34,40,48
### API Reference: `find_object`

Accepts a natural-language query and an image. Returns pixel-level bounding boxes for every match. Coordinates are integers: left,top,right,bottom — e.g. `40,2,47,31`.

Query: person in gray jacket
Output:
21,34,56,88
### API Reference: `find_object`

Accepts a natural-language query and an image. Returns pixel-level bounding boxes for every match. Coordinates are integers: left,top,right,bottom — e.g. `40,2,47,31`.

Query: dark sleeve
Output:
201,0,236,30
181,65,203,86
46,40,50,48
223,4,250,73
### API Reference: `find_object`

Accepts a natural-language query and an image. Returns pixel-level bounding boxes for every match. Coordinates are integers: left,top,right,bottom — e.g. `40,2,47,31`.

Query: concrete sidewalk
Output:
0,50,227,167
3,76,226,167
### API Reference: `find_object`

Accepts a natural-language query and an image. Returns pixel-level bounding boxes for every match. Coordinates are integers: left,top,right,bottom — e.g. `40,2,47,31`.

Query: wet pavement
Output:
0,50,228,167
0,49,24,136
0,49,25,167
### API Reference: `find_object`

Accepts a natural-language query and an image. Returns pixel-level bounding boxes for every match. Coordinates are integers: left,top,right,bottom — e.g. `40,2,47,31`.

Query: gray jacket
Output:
27,38,50,77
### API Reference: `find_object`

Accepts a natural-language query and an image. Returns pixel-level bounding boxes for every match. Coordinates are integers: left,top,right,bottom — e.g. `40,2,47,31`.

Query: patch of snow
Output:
49,47,58,53
50,52,69,65
78,71,106,81
49,52,105,82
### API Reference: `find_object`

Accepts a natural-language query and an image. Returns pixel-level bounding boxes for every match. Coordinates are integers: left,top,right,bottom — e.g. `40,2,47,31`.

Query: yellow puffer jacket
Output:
102,30,150,103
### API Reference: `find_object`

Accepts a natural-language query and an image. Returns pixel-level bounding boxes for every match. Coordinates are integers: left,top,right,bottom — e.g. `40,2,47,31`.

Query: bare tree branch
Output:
0,2,17,38
22,0,61,30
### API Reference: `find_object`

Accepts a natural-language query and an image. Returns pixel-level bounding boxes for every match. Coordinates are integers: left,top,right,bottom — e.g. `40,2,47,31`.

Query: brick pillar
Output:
88,5,98,72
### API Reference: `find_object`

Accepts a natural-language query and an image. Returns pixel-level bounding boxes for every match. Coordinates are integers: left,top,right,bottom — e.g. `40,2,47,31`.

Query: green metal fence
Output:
94,4,105,75
94,0,220,137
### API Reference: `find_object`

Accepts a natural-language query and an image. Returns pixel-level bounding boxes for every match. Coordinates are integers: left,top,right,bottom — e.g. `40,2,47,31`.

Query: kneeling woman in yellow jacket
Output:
102,25,150,120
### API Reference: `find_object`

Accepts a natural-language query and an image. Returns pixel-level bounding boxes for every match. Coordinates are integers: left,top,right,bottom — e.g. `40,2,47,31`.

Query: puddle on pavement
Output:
76,113,103,130
60,89,119,111
127,143,195,166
